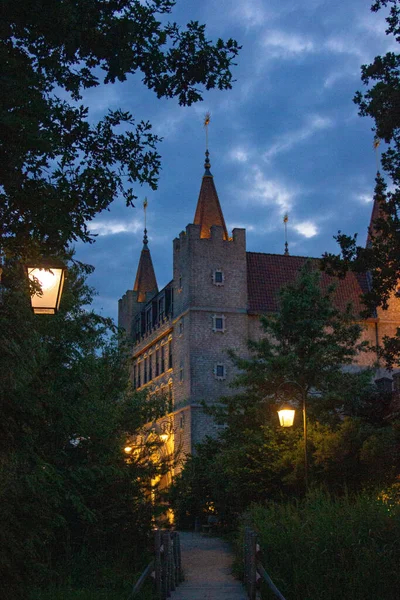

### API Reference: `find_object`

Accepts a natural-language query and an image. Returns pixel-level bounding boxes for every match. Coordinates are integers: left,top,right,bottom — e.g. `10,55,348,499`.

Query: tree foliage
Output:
0,0,240,259
0,258,169,598
322,1,400,367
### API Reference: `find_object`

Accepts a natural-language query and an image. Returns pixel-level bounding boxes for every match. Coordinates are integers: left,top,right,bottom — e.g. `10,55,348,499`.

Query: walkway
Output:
172,531,248,600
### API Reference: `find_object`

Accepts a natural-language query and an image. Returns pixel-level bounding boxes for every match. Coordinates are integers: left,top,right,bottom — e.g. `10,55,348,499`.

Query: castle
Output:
118,150,400,469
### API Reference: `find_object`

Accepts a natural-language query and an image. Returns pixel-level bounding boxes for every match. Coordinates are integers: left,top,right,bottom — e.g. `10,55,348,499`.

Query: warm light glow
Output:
27,265,65,314
159,432,169,443
278,408,295,427
124,446,133,454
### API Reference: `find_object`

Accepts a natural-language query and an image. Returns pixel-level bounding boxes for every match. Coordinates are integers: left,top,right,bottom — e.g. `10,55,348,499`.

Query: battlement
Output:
173,223,246,253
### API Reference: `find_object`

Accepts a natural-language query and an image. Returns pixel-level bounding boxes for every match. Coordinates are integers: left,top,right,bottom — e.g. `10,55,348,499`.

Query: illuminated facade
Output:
118,153,400,468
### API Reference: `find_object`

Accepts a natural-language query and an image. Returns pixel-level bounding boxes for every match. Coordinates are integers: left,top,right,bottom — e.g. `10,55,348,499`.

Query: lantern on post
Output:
277,407,295,427
25,259,66,315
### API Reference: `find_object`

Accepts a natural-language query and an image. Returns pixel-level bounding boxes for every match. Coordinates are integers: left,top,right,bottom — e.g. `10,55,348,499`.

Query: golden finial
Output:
283,213,289,255
203,112,212,171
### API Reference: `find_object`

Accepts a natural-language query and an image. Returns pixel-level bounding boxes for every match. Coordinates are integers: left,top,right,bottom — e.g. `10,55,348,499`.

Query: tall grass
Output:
240,489,400,600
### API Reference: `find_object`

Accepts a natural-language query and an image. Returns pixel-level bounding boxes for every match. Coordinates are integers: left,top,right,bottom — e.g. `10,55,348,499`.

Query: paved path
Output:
172,531,247,600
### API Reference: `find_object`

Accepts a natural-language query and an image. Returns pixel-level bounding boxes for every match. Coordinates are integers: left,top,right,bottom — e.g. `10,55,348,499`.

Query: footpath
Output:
171,531,247,600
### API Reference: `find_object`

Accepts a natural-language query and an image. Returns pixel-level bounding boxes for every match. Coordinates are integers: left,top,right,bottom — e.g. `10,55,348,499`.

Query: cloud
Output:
324,36,363,59
229,0,270,28
90,218,142,236
229,147,249,163
227,222,255,232
294,221,318,238
262,30,315,58
264,115,333,161
355,192,373,204
243,166,295,213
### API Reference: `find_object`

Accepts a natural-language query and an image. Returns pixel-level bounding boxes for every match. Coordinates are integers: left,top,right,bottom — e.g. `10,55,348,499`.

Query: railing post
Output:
249,530,257,600
176,531,183,581
162,531,171,598
170,533,176,592
244,527,249,596
154,529,162,599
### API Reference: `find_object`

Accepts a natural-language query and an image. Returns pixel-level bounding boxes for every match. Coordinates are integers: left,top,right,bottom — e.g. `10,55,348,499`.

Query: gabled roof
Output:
246,252,370,317
133,231,158,302
193,152,228,240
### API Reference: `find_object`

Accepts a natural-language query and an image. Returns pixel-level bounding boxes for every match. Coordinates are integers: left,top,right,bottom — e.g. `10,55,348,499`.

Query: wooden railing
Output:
129,530,183,599
243,527,287,600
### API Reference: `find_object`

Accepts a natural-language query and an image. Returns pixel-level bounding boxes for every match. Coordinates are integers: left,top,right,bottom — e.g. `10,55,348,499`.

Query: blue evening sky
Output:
75,0,393,322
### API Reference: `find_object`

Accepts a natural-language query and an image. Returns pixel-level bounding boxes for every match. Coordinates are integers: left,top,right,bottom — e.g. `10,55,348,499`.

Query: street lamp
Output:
277,407,295,427
276,381,308,490
26,259,66,314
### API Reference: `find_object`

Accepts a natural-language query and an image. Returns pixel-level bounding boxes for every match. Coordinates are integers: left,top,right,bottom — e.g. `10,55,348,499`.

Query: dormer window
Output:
213,269,224,286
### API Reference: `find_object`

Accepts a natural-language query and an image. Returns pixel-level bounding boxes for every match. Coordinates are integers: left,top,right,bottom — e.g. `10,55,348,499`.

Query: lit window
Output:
161,344,165,373
155,348,160,377
168,340,173,369
213,269,224,286
133,363,137,389
212,314,226,332
214,364,226,380
158,296,165,321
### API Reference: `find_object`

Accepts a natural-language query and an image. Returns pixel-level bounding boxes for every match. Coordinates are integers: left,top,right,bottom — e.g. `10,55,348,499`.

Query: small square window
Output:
212,314,226,333
216,364,225,378
212,269,224,286
214,364,226,380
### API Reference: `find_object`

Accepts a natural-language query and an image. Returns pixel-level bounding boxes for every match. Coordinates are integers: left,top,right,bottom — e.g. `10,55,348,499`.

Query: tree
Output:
171,266,400,523
0,0,240,260
0,257,170,598
322,1,400,367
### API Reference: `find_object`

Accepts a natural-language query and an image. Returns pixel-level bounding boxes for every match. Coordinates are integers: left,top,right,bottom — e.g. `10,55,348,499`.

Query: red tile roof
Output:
246,253,370,316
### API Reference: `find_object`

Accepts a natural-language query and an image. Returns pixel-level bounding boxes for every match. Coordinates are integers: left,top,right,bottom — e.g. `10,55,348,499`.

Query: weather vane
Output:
373,136,380,173
283,213,289,255
143,197,148,244
204,112,211,150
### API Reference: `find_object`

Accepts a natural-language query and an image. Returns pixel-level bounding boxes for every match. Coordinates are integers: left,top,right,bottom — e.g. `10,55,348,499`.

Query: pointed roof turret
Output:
366,172,388,248
134,199,158,302
193,150,228,240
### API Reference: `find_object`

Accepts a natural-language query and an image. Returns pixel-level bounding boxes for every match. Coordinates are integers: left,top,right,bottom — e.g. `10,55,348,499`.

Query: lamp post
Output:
276,381,308,490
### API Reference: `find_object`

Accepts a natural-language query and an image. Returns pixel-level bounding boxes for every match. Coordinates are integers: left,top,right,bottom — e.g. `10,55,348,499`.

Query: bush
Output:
239,490,400,600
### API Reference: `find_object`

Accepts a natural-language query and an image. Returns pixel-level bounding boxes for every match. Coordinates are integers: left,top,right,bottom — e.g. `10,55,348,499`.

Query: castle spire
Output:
193,114,228,240
133,198,158,302
366,172,387,248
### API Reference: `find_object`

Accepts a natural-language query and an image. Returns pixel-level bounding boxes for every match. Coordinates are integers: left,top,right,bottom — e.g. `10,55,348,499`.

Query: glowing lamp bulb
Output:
278,408,295,427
